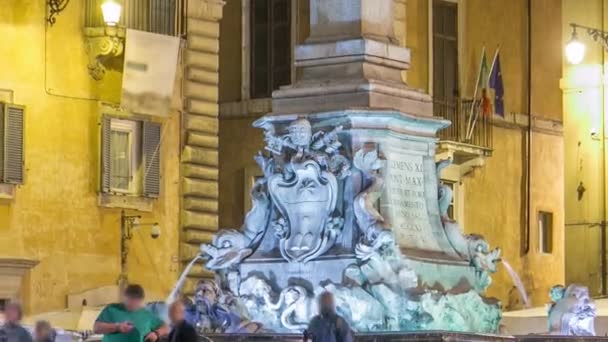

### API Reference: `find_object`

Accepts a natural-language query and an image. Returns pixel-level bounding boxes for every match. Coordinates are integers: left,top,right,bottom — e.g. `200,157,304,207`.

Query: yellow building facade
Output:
218,0,566,310
5,0,606,317
0,0,226,314
562,0,608,298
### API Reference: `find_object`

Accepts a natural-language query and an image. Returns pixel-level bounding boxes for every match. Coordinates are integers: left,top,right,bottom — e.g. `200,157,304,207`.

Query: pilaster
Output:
180,0,224,293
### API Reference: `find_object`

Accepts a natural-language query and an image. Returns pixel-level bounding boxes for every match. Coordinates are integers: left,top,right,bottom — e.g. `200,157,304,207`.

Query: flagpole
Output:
465,46,486,141
467,46,500,140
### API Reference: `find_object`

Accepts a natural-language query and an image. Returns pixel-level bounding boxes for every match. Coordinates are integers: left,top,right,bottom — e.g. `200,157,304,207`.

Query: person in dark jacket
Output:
167,301,198,342
306,292,353,342
3,303,33,342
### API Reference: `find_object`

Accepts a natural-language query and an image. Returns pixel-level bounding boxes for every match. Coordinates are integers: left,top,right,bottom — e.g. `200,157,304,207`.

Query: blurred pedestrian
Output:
94,284,168,342
167,301,197,342
34,321,54,342
3,303,33,342
306,292,352,342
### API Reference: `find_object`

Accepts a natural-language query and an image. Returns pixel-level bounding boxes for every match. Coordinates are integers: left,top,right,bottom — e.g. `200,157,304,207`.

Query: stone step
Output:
184,80,218,102
182,228,216,244
184,49,218,72
182,145,218,167
186,98,219,117
182,177,218,198
187,0,223,22
182,164,218,181
184,196,219,212
187,18,219,38
187,35,219,54
184,114,218,135
186,67,219,85
181,210,218,231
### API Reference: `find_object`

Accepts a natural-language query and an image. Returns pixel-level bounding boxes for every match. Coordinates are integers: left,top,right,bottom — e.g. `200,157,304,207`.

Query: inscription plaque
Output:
380,152,443,252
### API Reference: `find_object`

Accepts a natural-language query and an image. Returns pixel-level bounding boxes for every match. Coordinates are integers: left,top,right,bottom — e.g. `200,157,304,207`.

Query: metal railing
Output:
434,98,493,150
85,0,186,36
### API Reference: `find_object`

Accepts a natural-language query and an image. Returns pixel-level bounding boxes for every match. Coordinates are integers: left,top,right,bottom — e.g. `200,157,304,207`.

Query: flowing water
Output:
166,254,204,304
501,258,530,308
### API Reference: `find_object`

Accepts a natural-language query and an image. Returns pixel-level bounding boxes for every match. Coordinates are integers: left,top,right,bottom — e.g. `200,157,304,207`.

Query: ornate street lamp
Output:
565,23,608,65
101,0,122,26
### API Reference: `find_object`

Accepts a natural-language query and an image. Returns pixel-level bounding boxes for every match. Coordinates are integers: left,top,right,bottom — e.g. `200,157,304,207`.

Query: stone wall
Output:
179,0,225,294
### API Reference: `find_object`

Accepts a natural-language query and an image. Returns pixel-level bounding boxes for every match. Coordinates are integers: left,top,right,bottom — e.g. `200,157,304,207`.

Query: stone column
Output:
180,0,224,294
272,0,432,117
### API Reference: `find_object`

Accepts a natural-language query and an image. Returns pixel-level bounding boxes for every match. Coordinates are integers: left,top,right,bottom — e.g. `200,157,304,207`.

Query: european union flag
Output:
489,53,504,117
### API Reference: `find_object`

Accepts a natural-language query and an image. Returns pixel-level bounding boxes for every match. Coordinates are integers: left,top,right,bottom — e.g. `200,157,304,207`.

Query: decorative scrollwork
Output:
47,0,70,26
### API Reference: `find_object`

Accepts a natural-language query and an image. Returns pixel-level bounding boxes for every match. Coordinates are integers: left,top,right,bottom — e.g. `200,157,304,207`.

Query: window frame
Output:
241,0,297,101
108,118,142,195
99,105,162,210
428,0,465,98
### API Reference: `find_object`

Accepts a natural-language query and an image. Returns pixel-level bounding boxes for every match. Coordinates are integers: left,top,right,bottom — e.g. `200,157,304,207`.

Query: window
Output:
109,119,140,193
538,211,554,254
250,0,292,99
442,180,456,220
85,0,185,36
0,103,24,185
432,0,458,101
101,117,161,198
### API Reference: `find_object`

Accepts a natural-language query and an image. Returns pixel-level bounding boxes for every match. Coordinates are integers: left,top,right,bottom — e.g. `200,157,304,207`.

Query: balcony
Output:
434,98,493,176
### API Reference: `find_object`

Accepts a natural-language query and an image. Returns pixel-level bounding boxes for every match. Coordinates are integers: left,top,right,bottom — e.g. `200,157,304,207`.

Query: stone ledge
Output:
296,38,411,68
97,193,154,212
272,80,433,117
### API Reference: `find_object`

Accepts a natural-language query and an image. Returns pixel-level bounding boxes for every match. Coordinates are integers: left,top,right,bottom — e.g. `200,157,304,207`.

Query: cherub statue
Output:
548,284,596,336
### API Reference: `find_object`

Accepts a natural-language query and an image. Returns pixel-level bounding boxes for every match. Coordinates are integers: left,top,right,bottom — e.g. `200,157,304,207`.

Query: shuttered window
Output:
101,116,161,198
432,0,458,101
85,0,185,36
142,121,161,197
250,0,292,99
0,104,24,185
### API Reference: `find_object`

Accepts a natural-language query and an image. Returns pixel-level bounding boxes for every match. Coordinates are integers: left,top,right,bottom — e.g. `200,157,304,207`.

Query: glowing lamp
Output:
565,29,585,65
102,0,122,26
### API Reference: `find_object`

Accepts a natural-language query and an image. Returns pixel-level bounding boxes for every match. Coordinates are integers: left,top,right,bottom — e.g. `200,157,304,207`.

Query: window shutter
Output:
100,116,112,193
3,104,24,184
142,121,161,197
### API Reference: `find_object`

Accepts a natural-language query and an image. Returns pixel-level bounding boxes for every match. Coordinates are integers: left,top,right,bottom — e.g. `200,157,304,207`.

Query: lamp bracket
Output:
571,23,608,50
84,27,125,81
47,0,70,26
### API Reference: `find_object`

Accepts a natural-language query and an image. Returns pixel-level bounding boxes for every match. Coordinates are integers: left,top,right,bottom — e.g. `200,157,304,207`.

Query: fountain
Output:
169,112,503,335
169,0,503,336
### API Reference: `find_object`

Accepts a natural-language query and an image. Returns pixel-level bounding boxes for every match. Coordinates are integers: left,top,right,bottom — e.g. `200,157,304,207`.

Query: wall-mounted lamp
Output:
565,23,608,65
102,0,122,26
84,0,124,80
118,210,161,289
47,0,70,26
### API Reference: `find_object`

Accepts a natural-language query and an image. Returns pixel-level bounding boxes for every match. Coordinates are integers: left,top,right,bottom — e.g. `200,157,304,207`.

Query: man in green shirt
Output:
94,285,169,342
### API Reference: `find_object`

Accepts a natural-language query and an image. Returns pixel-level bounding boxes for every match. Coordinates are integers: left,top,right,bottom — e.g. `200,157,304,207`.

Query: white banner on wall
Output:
121,29,180,117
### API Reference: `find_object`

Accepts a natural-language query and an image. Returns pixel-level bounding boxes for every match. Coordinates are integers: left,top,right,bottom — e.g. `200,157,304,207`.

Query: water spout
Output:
501,259,530,308
166,254,204,304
